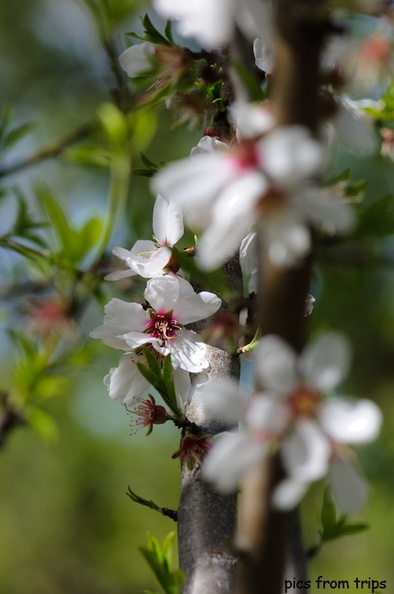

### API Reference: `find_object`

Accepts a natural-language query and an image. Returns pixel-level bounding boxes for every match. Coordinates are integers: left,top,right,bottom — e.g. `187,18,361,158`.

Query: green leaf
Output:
321,486,337,535
319,487,369,542
231,58,265,101
140,152,159,171
354,195,394,239
36,185,71,251
4,122,35,149
139,532,183,594
164,20,174,44
27,406,58,445
141,13,170,46
137,353,183,419
63,145,111,168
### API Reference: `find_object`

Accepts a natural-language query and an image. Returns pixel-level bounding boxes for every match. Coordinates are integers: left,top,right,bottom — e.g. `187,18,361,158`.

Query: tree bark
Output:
177,257,243,593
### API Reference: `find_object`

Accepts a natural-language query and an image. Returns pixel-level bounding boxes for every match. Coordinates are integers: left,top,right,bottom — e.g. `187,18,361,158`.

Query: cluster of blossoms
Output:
91,0,388,513
91,195,221,424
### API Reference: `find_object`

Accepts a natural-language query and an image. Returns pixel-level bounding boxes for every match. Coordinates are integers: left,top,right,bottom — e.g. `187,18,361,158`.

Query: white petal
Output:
333,96,376,154
174,287,221,324
261,126,327,184
320,398,382,444
295,186,355,235
282,419,330,482
151,152,230,229
152,194,184,246
240,231,258,293
112,241,159,277
232,101,274,138
245,395,290,434
145,275,179,313
329,457,368,514
118,42,154,77
104,354,149,405
253,37,274,74
300,332,351,391
143,246,172,277
263,212,311,268
154,0,235,47
199,379,246,423
173,366,192,410
191,135,228,156
90,299,147,350
123,331,155,350
105,268,136,281
198,171,267,270
255,335,298,393
203,432,267,491
272,478,309,510
167,330,209,373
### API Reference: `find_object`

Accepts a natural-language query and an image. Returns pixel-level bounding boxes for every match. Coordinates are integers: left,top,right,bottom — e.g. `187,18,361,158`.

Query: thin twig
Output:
126,486,178,522
0,122,93,179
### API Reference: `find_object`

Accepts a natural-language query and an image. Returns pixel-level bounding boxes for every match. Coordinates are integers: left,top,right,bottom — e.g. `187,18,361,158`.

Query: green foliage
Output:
137,350,183,419
127,14,173,46
0,105,35,156
7,326,99,441
363,77,394,122
319,487,369,543
0,189,48,263
139,532,183,594
329,168,366,203
354,195,394,239
36,185,104,268
231,59,266,101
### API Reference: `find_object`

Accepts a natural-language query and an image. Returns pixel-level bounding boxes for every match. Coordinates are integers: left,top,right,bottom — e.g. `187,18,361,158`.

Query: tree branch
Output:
177,256,243,594
0,122,93,179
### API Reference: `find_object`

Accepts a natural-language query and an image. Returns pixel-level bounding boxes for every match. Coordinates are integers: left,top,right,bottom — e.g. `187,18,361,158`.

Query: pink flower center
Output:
145,309,180,345
227,140,260,173
288,387,321,418
360,35,391,65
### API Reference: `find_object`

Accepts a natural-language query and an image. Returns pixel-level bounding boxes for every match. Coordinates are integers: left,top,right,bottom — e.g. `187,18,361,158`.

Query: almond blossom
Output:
152,120,354,270
106,194,184,281
201,332,382,512
90,274,221,374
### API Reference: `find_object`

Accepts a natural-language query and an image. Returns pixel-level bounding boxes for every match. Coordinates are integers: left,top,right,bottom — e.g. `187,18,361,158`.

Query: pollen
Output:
288,387,321,418
145,309,181,345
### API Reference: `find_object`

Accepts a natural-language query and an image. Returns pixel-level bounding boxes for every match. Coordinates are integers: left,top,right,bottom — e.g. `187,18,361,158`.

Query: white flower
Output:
153,0,272,48
200,333,382,513
91,275,221,373
119,42,155,78
106,194,184,280
154,124,346,270
258,333,382,508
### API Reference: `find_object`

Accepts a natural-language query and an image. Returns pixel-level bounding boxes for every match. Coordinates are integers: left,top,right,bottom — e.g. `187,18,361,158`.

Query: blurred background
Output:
0,0,393,592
